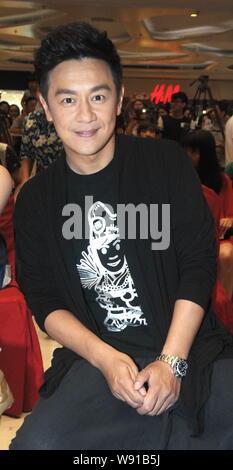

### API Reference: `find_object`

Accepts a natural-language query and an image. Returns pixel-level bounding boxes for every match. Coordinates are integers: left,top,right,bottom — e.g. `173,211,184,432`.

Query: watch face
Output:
175,359,188,377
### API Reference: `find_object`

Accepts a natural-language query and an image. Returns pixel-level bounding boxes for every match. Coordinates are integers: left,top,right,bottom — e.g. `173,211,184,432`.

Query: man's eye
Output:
63,98,74,104
93,95,104,102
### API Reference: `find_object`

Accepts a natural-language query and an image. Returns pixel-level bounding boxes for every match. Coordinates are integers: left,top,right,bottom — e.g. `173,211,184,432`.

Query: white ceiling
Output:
0,0,233,81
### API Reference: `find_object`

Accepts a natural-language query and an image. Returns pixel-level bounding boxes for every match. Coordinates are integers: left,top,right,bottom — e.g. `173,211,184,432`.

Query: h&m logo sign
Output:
150,84,181,104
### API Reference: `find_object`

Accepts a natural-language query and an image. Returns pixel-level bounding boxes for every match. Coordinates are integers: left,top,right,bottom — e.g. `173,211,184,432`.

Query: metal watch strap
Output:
155,353,188,378
156,354,178,367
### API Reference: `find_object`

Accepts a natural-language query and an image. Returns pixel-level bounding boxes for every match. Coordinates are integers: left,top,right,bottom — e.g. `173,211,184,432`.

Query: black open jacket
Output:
14,134,233,437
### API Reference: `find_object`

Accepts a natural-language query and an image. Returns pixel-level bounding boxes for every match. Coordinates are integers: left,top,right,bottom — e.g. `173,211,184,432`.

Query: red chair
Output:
202,185,233,333
0,194,43,416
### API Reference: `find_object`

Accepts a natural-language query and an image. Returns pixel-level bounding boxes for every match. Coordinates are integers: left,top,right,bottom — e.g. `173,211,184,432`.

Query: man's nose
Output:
77,99,96,122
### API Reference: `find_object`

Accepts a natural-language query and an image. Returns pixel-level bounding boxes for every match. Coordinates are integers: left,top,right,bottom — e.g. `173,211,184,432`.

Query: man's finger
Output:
154,400,175,416
135,385,160,415
134,370,149,391
146,390,176,416
138,386,147,396
112,369,146,408
123,380,145,407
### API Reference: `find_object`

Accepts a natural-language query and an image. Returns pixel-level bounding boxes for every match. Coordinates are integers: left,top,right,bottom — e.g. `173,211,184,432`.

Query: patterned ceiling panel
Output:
0,0,232,80
182,43,233,57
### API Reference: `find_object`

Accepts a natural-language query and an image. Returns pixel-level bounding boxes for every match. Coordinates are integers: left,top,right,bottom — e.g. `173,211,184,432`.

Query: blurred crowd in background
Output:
1,75,233,190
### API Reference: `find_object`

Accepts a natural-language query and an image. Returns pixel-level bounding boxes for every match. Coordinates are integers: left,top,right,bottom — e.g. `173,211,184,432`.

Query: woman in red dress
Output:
183,130,233,302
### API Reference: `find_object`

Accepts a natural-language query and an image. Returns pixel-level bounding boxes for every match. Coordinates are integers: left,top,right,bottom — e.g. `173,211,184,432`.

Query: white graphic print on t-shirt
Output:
76,201,147,332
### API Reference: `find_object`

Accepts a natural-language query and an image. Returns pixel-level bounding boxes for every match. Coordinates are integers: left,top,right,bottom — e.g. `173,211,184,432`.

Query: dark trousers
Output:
10,358,233,450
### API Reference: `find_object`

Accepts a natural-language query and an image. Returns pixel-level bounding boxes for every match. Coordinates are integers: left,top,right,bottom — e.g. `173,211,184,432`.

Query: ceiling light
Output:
190,11,199,18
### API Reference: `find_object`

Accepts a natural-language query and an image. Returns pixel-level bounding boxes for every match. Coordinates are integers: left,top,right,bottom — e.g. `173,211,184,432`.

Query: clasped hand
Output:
134,360,181,416
100,353,181,416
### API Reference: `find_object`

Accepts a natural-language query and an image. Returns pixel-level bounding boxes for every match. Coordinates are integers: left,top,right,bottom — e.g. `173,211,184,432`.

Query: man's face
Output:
9,105,19,119
134,100,144,110
140,129,155,138
171,98,185,115
0,103,9,115
40,58,123,166
158,108,167,117
26,99,37,114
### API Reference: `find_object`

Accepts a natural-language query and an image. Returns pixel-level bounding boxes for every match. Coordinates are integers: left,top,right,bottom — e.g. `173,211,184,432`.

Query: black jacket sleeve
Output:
165,140,217,310
14,178,69,332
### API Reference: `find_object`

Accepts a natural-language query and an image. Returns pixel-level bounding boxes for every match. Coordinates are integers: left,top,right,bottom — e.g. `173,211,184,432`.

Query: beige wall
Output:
123,77,233,100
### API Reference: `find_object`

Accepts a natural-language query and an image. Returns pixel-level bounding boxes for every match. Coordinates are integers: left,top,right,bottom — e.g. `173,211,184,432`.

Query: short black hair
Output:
218,100,230,115
0,101,9,109
34,22,123,102
171,91,188,104
9,104,20,113
25,96,37,106
137,121,155,135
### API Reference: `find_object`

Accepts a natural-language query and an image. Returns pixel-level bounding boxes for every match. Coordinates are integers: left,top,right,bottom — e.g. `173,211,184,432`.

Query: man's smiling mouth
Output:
75,129,99,137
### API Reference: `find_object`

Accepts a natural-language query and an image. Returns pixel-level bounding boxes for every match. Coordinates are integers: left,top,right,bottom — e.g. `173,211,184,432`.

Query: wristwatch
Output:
156,354,188,378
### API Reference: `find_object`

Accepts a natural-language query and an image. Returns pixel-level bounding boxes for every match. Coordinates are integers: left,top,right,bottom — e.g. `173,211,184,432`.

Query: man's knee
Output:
9,421,60,450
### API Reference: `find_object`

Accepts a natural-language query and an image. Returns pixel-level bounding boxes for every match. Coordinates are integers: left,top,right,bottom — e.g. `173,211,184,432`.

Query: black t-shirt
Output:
162,115,191,143
66,155,156,357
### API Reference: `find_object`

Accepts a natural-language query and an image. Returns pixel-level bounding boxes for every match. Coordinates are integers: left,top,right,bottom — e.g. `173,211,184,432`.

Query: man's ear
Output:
38,92,53,122
117,85,125,116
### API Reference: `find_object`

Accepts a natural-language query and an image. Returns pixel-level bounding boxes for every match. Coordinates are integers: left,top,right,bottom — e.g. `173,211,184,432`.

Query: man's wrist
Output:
90,341,125,371
155,353,188,378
